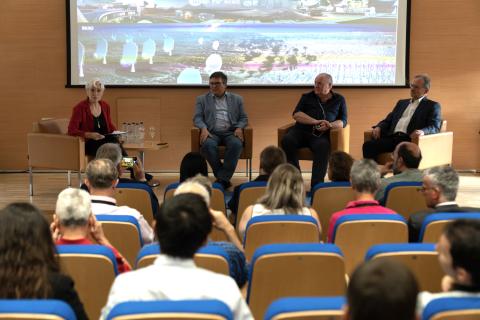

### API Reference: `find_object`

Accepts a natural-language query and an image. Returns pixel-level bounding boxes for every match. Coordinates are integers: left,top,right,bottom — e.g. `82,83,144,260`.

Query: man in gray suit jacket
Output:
193,71,248,189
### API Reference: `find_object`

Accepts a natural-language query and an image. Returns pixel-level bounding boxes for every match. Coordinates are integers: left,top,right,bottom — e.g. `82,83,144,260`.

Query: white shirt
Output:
251,203,312,218
394,96,425,134
90,195,154,244
101,255,253,320
417,290,480,316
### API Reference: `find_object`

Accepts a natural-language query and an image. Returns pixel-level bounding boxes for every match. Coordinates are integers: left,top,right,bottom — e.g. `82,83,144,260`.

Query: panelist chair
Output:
27,118,86,196
364,120,453,170
277,123,350,160
191,126,253,180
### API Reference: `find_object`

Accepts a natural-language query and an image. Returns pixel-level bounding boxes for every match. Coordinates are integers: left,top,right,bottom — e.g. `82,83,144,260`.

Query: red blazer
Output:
68,99,117,138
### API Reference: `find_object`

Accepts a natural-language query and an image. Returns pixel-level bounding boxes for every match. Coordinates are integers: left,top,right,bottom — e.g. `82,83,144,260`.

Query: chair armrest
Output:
330,124,350,153
413,132,454,169
27,133,85,170
191,127,200,152
364,129,373,142
277,123,295,146
243,126,253,158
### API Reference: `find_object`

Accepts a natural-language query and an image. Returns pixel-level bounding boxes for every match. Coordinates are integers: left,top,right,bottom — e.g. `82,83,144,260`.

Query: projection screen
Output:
67,0,410,86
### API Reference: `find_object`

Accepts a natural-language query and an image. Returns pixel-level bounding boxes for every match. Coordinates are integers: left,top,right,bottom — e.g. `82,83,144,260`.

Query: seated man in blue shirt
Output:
281,73,348,190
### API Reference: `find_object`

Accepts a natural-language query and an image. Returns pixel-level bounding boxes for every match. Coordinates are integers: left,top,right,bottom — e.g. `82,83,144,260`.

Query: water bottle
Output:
126,122,132,143
138,122,145,143
132,122,139,143
121,122,128,142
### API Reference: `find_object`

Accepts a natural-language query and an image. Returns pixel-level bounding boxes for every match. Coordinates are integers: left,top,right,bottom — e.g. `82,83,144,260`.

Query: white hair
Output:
55,188,91,226
174,181,211,206
85,78,105,91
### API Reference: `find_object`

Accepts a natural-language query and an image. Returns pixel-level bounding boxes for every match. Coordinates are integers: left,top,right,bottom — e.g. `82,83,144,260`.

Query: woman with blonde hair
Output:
238,163,321,239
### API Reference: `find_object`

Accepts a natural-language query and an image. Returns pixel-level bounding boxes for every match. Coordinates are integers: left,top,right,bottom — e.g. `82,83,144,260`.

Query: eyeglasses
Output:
409,83,423,89
418,186,437,193
209,81,224,86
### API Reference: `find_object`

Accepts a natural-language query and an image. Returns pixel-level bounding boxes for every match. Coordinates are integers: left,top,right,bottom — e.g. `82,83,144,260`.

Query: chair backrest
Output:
96,214,142,266
164,182,226,214
136,244,230,276
106,300,233,320
247,243,346,320
265,296,345,320
34,118,70,134
420,213,480,243
366,243,443,292
383,182,427,220
28,119,85,171
57,244,118,320
243,215,320,262
236,181,268,229
422,297,480,320
116,183,156,225
311,182,355,242
0,300,76,320
332,214,408,274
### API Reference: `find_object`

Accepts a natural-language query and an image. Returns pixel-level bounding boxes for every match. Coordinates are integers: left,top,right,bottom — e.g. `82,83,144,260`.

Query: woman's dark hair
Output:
179,152,208,182
0,203,59,298
328,151,354,182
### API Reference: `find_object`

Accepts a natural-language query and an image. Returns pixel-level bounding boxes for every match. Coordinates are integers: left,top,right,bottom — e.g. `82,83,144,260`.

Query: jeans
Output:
201,131,243,182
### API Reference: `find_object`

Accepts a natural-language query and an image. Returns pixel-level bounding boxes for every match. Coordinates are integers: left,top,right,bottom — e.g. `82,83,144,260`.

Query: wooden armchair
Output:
191,126,253,180
277,123,350,160
27,118,86,196
364,120,453,169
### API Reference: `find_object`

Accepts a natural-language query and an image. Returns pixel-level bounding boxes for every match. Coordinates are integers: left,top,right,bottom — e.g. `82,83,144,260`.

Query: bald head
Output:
393,142,422,172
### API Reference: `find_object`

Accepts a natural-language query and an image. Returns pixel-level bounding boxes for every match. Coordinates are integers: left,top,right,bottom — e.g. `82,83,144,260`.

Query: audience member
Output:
228,145,286,218
179,152,209,182
174,176,247,287
328,151,354,182
91,143,160,216
193,71,248,189
328,159,397,242
375,142,423,202
363,74,441,160
281,72,348,190
0,203,87,320
238,163,321,239
85,159,154,244
408,166,479,242
52,188,131,273
101,193,253,320
417,219,480,315
345,259,419,320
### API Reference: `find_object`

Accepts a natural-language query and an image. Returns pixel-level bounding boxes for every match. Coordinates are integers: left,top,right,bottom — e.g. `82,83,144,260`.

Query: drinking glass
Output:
148,126,156,140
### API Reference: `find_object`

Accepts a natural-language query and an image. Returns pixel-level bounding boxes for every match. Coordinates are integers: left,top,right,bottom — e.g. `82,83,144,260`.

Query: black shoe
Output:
215,179,232,190
147,178,160,188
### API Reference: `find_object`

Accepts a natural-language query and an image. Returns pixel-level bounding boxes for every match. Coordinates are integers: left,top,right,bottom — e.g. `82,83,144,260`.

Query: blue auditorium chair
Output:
247,243,346,319
0,300,76,320
366,243,443,292
265,296,345,320
243,215,320,261
422,297,480,320
331,213,408,274
106,300,233,320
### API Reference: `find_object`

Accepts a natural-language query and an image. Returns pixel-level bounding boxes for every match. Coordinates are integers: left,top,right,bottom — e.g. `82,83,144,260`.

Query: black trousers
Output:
362,134,411,160
281,127,330,190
